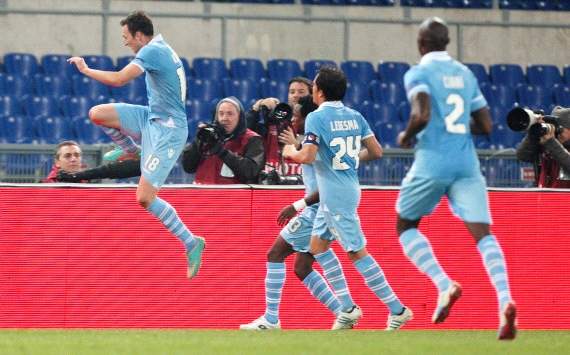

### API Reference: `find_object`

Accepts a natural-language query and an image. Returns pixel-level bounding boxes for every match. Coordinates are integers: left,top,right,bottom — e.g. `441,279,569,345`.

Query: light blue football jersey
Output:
132,34,187,125
303,101,374,213
404,51,487,179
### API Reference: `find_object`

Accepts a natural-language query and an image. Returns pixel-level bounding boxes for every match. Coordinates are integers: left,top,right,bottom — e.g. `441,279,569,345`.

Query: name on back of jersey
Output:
443,75,464,89
330,119,359,132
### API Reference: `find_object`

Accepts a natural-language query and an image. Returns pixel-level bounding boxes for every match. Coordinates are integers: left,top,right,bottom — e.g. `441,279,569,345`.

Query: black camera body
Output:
260,103,293,133
197,123,225,147
259,169,303,185
507,107,562,139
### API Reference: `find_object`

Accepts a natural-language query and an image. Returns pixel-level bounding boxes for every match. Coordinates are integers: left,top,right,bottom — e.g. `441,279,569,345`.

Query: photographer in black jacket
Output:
181,96,265,184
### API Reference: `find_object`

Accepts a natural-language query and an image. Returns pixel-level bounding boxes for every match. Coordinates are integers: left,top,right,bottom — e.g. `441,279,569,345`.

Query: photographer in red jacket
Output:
181,96,265,184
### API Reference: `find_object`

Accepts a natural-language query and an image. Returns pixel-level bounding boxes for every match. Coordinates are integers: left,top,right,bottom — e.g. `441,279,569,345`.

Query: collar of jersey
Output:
316,101,344,112
149,34,164,44
420,51,451,65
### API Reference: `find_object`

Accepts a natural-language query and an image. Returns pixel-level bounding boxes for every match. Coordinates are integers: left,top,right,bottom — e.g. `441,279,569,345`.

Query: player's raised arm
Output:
67,57,143,87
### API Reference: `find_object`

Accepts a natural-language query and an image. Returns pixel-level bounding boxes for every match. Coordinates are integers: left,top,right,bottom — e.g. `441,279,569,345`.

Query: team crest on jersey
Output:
304,132,319,145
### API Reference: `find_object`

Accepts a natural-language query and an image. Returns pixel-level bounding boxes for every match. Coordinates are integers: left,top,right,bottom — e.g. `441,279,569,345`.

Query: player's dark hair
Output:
315,66,346,102
120,11,154,37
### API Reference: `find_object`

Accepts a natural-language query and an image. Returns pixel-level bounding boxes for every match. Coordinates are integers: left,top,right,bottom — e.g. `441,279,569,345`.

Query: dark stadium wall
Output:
0,186,568,330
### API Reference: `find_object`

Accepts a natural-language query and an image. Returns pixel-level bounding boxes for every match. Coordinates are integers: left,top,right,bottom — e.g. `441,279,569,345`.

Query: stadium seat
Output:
33,74,72,98
230,58,265,81
344,81,370,107
489,63,525,87
553,85,570,107
370,103,398,125
180,57,192,78
72,76,111,100
222,78,260,106
340,60,376,84
369,80,406,106
192,57,228,81
1,74,33,97
480,83,516,108
187,78,223,102
111,75,146,103
352,100,373,121
22,95,60,118
260,79,289,103
72,116,107,144
564,65,570,85
83,55,115,71
473,134,492,149
465,63,490,84
304,59,336,80
41,54,72,77
398,101,411,123
60,96,93,118
377,61,409,85
0,115,34,143
0,95,23,117
267,59,303,82
516,84,553,111
373,121,400,148
34,115,76,144
116,56,135,70
526,64,562,88
186,98,216,122
3,53,39,77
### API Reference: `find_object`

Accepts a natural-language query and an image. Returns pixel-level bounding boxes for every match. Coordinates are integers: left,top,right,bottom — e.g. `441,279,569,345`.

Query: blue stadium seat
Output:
192,57,228,80
398,101,411,123
346,0,395,5
72,75,111,100
35,115,76,144
0,74,33,97
480,83,516,108
373,121,400,148
553,85,570,107
564,65,570,85
3,53,39,77
267,59,302,82
526,64,562,88
370,103,399,126
377,61,409,85
60,96,93,118
187,78,223,102
41,54,72,77
465,63,490,84
344,81,370,107
22,95,60,118
473,134,492,149
340,60,376,84
33,74,72,98
180,57,192,78
516,84,553,111
72,116,107,144
369,80,406,106
230,58,265,81
304,59,336,80
222,78,260,106
66,55,114,78
353,100,373,121
0,95,23,117
186,98,215,122
116,56,135,70
260,79,289,103
489,63,525,87
0,115,34,143
111,75,146,103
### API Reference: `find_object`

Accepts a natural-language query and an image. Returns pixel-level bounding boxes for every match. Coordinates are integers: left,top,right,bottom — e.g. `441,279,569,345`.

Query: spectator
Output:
181,96,265,184
43,140,85,183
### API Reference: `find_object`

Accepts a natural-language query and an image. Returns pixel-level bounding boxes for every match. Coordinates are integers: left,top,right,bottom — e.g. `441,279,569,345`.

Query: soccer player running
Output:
396,17,516,340
284,67,413,330
67,11,205,279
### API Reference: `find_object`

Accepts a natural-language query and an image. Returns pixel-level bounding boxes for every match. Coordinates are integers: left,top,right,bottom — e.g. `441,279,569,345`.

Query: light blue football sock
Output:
314,249,355,311
303,270,342,315
478,235,513,311
264,262,286,325
400,228,451,292
101,126,139,154
354,255,404,315
147,197,196,250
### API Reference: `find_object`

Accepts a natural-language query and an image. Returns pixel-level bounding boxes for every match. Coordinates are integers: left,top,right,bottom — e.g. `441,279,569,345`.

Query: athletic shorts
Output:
312,205,367,253
280,206,317,253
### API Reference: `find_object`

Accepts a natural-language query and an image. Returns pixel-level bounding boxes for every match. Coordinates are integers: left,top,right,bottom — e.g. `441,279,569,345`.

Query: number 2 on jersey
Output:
445,94,466,134
330,135,361,170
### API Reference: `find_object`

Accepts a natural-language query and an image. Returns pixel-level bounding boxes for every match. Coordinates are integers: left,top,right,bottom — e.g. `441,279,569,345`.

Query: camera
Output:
506,107,561,139
197,123,225,147
259,169,303,185
260,102,293,133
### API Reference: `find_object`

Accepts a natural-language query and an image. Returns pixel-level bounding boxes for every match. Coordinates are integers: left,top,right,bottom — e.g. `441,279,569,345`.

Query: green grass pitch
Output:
0,330,568,354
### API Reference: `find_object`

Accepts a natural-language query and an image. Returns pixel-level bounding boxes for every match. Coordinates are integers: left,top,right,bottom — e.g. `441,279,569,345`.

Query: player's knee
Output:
89,106,104,126
294,263,312,281
266,248,285,263
396,217,420,236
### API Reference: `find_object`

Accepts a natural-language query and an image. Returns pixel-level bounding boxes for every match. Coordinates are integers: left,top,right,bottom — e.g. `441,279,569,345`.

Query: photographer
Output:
181,96,265,184
516,106,570,188
246,77,312,180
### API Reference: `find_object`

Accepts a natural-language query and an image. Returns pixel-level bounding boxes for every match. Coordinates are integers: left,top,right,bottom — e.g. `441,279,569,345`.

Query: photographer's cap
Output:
552,106,570,129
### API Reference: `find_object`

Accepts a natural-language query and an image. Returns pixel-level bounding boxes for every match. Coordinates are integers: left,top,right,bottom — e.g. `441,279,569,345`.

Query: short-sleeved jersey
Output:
404,51,487,179
303,101,374,213
131,34,187,125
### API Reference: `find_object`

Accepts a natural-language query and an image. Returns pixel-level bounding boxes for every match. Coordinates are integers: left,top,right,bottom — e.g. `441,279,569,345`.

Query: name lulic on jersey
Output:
443,75,464,89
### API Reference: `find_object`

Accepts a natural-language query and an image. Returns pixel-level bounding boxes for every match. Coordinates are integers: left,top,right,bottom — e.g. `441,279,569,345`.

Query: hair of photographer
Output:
516,105,570,188
43,140,85,183
181,96,265,184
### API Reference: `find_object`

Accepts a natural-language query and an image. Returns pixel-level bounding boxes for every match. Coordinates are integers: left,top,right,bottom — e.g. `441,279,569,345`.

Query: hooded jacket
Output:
182,97,265,184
